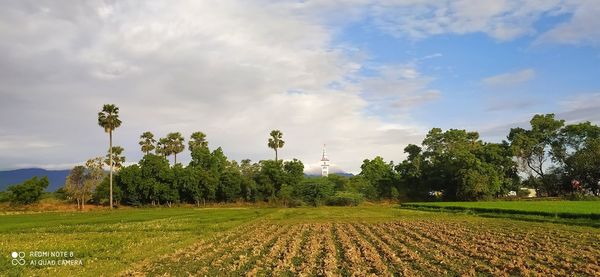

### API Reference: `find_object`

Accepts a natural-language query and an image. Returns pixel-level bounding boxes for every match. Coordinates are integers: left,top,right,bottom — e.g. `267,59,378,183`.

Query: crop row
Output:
126,220,600,276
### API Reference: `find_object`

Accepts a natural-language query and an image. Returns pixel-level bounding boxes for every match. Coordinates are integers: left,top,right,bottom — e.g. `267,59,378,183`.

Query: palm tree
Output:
167,132,185,164
188,131,208,151
105,146,126,170
268,130,285,161
156,137,170,157
139,131,156,155
97,104,122,209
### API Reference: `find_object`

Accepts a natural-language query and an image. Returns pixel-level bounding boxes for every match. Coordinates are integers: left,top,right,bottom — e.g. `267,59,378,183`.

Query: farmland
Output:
1,205,599,276
402,201,600,227
402,200,600,216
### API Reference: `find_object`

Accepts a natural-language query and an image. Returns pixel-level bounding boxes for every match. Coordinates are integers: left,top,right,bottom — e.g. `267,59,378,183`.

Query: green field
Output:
402,200,600,220
1,205,599,276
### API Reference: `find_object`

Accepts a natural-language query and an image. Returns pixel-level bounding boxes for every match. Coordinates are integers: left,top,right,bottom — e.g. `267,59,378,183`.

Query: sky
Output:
1,0,599,174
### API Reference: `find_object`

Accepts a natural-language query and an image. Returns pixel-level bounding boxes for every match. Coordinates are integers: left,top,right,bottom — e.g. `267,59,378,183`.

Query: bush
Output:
7,176,49,205
93,176,122,206
53,187,69,200
0,191,10,203
327,191,364,206
564,192,600,201
294,181,334,206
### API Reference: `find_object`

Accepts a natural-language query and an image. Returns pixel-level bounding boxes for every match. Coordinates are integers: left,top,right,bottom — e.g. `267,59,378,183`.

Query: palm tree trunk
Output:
174,153,177,165
109,131,113,210
275,148,278,162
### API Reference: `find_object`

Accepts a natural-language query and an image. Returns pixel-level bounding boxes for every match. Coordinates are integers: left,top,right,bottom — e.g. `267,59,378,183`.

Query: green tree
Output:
186,134,218,205
115,164,143,206
240,159,259,201
562,135,600,195
156,137,170,157
508,114,564,195
294,179,334,206
217,161,243,202
93,176,122,206
326,174,349,191
256,160,285,199
268,130,285,161
395,144,428,199
7,176,49,205
477,142,519,196
278,184,295,207
346,176,378,200
105,146,125,170
65,165,86,208
97,104,122,209
189,131,208,151
359,156,397,199
65,157,105,209
161,163,180,207
139,131,156,155
167,132,185,165
417,128,508,200
189,132,212,170
283,158,304,187
138,154,172,205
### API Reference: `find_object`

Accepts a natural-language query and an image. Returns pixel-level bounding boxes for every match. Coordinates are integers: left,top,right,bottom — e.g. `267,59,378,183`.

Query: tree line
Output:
2,104,598,207
362,114,600,201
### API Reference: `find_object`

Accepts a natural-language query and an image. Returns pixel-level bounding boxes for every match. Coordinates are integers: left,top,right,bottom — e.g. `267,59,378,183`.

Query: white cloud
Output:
482,69,536,87
2,1,596,174
0,1,426,173
536,0,600,46
367,0,565,41
557,92,600,123
290,0,600,46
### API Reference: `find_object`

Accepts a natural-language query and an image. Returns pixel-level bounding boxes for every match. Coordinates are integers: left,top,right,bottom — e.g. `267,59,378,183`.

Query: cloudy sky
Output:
1,0,599,173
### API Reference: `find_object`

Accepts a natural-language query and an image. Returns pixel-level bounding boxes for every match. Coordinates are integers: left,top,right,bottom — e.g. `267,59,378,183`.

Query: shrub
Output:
0,191,10,203
327,191,364,206
564,192,600,201
517,188,531,197
294,181,334,206
7,176,49,205
93,176,122,205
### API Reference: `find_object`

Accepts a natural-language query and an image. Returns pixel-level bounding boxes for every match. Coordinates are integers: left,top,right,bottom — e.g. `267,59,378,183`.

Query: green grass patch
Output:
401,200,600,223
0,207,273,276
1,205,597,276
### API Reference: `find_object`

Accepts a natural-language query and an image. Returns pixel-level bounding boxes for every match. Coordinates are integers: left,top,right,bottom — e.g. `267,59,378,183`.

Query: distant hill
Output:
0,168,69,192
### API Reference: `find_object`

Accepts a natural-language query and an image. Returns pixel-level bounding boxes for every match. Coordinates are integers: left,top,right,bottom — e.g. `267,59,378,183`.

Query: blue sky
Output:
0,1,599,173
333,10,600,141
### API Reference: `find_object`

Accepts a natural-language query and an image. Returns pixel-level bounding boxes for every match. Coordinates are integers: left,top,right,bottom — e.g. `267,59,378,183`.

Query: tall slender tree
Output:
105,146,126,170
167,132,185,164
97,104,121,209
268,130,285,161
139,131,156,155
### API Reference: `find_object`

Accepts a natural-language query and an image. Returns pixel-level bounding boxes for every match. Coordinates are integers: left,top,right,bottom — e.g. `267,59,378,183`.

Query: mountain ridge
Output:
0,168,69,192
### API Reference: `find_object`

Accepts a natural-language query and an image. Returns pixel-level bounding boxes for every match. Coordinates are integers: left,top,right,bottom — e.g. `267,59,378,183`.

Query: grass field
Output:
1,205,599,276
402,200,600,220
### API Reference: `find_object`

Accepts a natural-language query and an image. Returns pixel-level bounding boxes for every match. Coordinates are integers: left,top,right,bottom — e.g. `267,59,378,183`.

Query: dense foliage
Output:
387,114,600,200
29,112,596,207
6,176,49,204
95,132,369,207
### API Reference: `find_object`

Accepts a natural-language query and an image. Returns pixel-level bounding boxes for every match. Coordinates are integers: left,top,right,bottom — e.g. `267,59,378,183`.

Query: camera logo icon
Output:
11,251,26,266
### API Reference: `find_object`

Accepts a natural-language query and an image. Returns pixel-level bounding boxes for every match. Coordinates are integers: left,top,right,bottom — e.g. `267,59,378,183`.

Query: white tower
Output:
321,144,330,177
